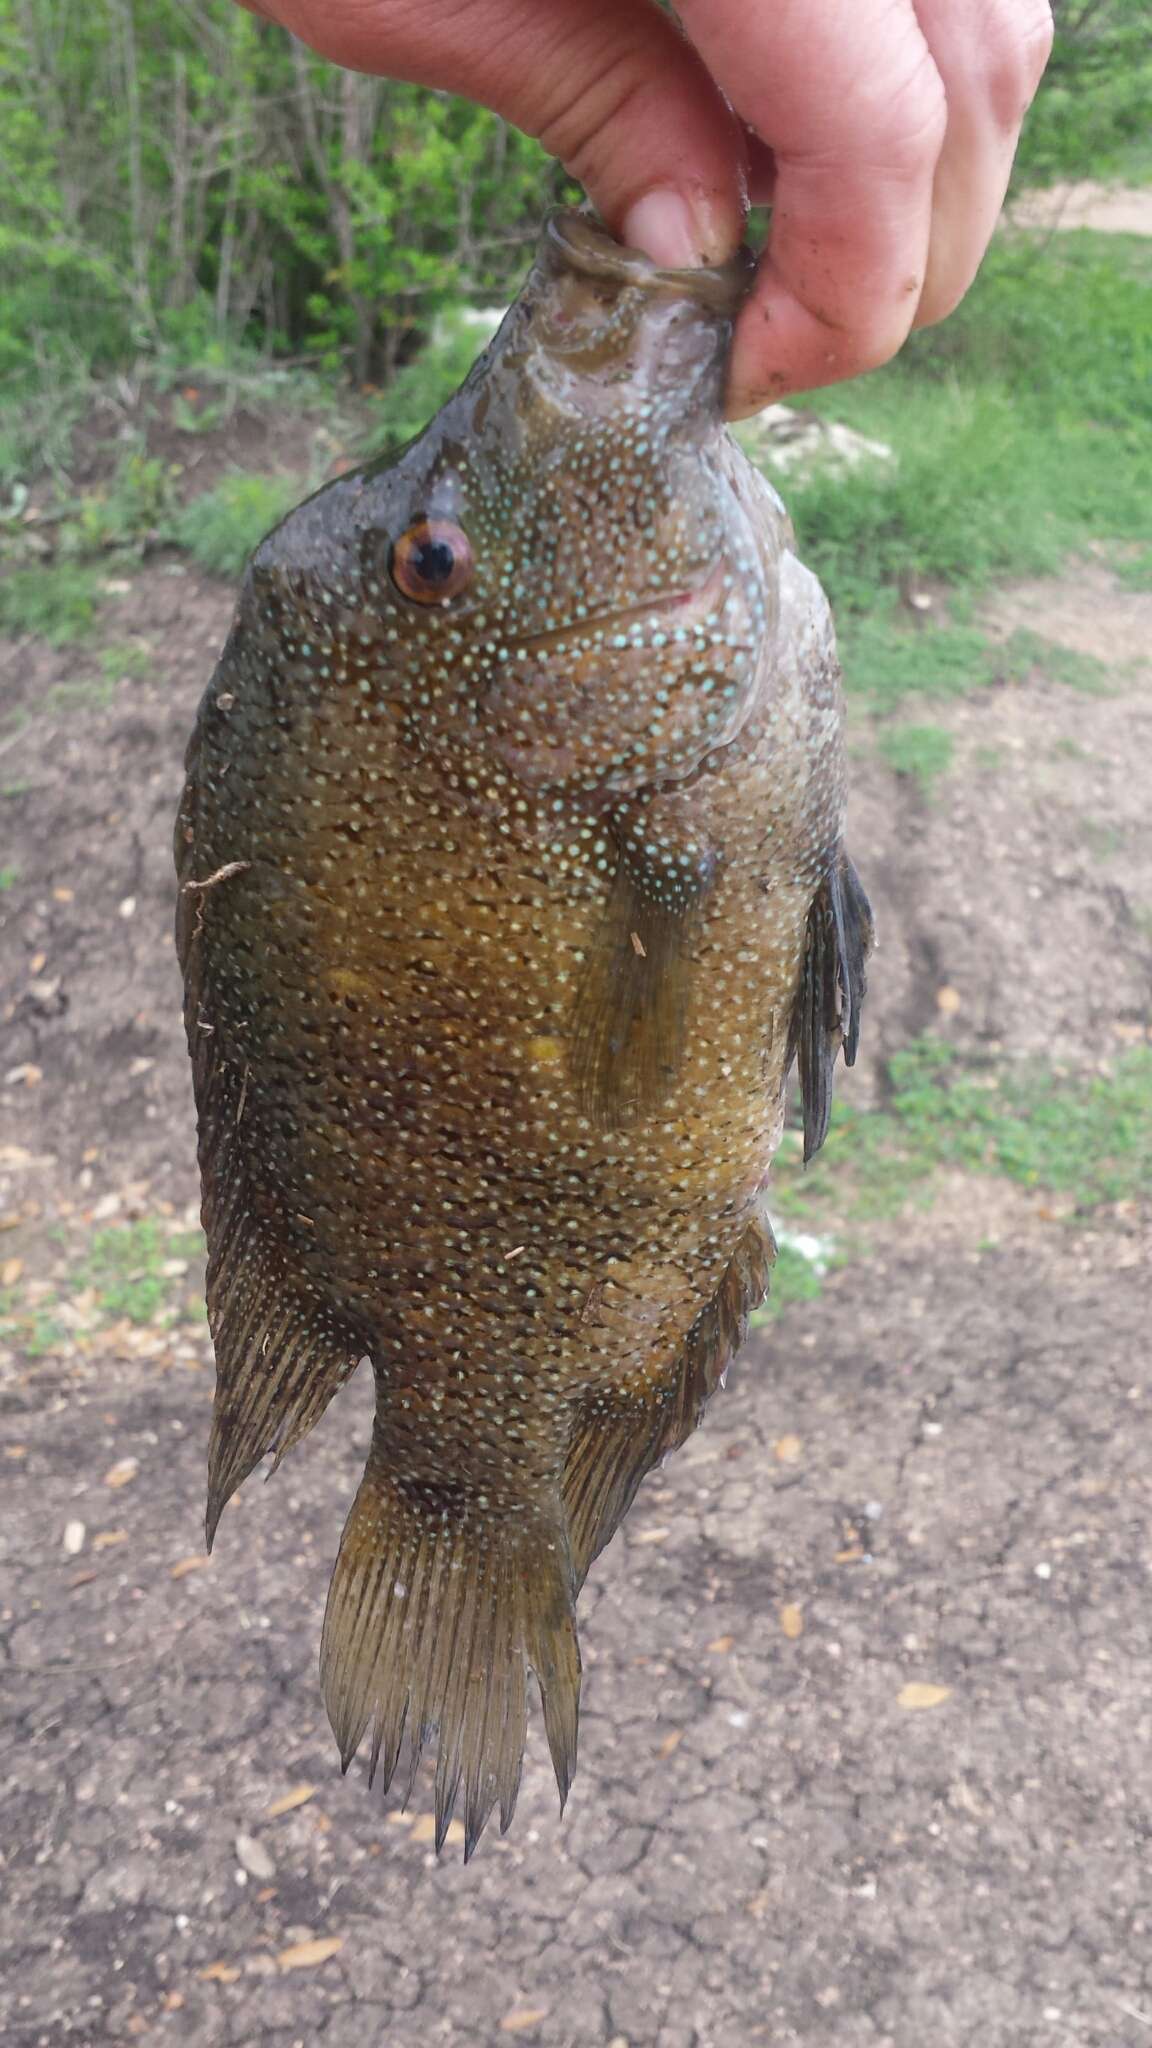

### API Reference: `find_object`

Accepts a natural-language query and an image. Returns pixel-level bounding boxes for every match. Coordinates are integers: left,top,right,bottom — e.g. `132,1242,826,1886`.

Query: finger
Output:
911,0,1054,326
250,0,747,266
677,0,948,411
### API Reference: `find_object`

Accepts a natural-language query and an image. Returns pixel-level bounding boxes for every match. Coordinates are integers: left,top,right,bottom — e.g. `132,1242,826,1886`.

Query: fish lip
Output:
544,210,754,318
513,557,728,654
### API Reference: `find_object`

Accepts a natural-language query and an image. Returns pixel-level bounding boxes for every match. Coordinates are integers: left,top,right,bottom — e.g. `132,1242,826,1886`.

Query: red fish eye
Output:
389,518,474,605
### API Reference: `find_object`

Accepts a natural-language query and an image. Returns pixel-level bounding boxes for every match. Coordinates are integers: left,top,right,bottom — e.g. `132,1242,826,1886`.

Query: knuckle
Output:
981,3,1056,125
876,70,949,175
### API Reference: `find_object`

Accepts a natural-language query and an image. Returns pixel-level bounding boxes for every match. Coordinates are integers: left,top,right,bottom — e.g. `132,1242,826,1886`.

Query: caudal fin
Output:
320,1429,580,1860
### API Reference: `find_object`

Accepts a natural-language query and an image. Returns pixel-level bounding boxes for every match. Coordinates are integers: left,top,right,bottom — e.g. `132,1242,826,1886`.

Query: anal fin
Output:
563,1209,777,1584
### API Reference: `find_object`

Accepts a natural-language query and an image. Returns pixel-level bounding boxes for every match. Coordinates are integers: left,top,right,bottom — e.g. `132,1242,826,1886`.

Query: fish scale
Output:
175,208,873,1859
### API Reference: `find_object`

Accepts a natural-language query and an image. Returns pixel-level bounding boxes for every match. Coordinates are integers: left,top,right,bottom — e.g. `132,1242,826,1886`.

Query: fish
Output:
174,208,873,1859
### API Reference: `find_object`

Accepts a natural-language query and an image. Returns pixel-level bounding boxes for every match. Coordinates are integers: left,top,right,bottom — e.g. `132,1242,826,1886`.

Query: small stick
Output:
182,860,251,893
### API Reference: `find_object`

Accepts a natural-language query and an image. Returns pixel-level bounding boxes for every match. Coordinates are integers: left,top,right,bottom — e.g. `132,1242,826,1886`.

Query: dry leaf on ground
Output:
103,1457,139,1488
898,1682,952,1711
773,1434,803,1463
276,1936,344,1971
170,1554,210,1579
265,1785,315,1818
780,1603,804,1639
500,2010,550,2034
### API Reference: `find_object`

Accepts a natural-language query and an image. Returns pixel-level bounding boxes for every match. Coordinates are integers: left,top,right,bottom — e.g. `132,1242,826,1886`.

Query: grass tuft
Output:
876,723,955,792
773,1040,1152,1223
171,473,299,580
0,562,103,642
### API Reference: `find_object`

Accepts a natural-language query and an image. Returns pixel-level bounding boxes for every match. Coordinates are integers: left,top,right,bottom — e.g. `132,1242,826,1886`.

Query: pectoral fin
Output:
568,803,716,1130
791,848,874,1163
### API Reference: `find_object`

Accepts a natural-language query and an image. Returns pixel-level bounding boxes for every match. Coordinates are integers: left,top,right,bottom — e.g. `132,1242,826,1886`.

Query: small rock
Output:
235,1833,276,1881
63,1519,86,1556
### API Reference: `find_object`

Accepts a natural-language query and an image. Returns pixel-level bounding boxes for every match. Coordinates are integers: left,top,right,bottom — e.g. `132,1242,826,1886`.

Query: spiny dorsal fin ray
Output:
792,848,874,1163
563,1209,777,1584
321,1429,580,1862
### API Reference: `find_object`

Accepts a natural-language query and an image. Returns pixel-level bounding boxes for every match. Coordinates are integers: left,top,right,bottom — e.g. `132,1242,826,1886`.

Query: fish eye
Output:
388,517,474,605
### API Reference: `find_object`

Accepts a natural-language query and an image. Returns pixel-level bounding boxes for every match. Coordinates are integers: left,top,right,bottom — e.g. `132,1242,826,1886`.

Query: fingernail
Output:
622,189,706,269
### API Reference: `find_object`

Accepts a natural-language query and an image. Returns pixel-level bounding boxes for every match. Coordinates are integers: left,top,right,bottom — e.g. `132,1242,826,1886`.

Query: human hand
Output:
241,0,1053,414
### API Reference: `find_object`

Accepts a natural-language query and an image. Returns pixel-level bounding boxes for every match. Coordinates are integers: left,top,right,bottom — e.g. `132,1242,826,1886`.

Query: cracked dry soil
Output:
1,560,1151,2048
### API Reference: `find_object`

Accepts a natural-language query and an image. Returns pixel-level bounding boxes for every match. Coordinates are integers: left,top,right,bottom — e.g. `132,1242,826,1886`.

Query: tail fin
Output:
321,1430,580,1860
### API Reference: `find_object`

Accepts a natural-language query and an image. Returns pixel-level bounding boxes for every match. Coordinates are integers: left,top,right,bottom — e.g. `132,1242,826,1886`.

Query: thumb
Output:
248,0,746,266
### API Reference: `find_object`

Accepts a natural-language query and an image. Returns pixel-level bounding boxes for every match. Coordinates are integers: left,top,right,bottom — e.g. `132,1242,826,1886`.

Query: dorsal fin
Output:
175,760,364,1547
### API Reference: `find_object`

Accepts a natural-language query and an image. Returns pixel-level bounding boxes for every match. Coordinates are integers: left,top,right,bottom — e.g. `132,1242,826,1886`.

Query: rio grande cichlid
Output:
175,209,872,1859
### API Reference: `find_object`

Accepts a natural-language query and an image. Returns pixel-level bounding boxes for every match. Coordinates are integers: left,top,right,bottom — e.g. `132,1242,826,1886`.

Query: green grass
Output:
772,1038,1152,1224
876,723,955,793
0,1216,207,1362
171,472,299,579
840,606,1114,715
79,1219,204,1325
369,308,496,452
754,1237,829,1321
763,233,1151,640
0,562,102,641
98,640,153,681
0,863,18,889
1114,546,1152,590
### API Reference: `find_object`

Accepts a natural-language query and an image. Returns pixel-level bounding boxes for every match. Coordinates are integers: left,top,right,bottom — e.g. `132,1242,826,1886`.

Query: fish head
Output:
248,212,778,796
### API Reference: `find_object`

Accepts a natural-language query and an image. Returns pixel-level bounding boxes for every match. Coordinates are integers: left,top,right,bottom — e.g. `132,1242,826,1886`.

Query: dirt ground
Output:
1,521,1151,2048
1009,182,1152,237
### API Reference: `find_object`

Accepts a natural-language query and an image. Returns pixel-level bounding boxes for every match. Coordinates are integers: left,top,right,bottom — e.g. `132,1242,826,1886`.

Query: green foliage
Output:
0,1,555,398
0,563,102,641
79,1219,203,1325
839,605,1111,714
754,1238,827,1320
876,723,955,792
1002,630,1112,695
772,1040,1152,1222
0,863,18,889
69,451,177,554
1114,547,1152,590
82,1221,169,1323
772,234,1152,623
171,472,298,578
1014,0,1152,188
370,310,498,450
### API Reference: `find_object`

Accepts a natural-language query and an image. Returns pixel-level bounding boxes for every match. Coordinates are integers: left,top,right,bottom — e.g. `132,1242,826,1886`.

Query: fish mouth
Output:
513,556,728,655
544,211,754,319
